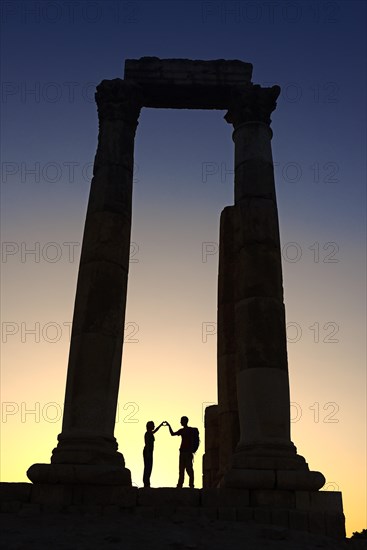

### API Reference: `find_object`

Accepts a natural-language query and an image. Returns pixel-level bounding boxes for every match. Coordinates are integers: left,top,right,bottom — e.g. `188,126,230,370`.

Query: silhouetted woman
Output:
143,420,165,487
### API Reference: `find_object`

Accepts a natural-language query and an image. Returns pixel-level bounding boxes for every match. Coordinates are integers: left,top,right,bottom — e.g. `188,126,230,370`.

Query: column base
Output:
27,463,132,486
50,433,126,466
27,432,131,485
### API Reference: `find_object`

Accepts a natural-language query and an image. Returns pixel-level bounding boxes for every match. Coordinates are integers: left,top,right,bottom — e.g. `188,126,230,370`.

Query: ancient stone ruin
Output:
22,58,344,537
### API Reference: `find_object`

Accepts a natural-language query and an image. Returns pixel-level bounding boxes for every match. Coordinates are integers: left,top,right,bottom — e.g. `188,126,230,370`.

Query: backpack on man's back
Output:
189,427,200,453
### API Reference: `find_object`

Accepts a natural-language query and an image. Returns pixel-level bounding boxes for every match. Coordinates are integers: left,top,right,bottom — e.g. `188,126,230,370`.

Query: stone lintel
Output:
124,57,253,84
124,57,253,109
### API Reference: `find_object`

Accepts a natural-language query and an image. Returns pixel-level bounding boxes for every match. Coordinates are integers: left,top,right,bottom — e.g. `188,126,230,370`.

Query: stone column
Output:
222,85,325,490
202,404,219,488
27,79,142,485
217,206,240,480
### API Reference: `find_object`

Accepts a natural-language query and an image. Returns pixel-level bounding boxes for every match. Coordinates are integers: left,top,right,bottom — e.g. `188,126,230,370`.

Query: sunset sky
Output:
1,0,366,537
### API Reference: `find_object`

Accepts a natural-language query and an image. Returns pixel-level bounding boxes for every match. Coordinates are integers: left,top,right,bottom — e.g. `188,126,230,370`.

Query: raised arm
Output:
152,421,164,434
166,422,180,436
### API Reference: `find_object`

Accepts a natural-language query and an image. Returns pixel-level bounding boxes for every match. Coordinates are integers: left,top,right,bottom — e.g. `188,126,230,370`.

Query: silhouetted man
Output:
167,416,195,488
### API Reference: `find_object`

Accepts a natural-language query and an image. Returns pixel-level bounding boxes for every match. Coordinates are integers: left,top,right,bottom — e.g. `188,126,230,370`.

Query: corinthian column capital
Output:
95,78,143,126
225,84,281,128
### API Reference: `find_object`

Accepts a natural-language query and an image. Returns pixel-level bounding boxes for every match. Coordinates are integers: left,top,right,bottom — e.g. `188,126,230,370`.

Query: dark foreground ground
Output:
0,511,365,550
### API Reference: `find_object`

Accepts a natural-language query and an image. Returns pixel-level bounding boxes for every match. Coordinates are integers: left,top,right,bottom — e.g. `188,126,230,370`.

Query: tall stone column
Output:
217,206,240,480
27,79,142,485
222,85,325,490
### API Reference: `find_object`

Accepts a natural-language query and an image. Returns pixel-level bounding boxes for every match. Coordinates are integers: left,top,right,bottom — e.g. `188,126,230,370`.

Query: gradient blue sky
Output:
1,0,366,536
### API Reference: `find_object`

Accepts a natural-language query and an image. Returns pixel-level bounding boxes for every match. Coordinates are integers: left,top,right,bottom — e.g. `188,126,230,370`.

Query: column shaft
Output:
221,85,325,490
217,206,240,479
233,121,292,452
27,80,142,484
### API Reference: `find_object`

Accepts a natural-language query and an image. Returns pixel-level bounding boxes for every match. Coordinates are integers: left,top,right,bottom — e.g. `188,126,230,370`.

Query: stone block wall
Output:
0,483,345,540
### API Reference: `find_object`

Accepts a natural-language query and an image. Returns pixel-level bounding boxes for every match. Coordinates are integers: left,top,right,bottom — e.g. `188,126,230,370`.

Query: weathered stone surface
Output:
76,485,137,506
250,490,295,509
202,448,220,472
214,205,239,487
27,464,131,486
134,506,155,519
88,165,134,216
308,510,326,535
203,405,220,489
295,491,311,510
235,368,291,449
137,488,200,507
78,504,102,517
94,121,137,167
233,123,274,165
218,206,238,274
295,491,344,529
200,506,217,520
125,57,253,85
235,298,288,370
155,506,175,519
217,309,236,357
217,205,237,388
218,506,237,521
225,85,281,127
309,491,343,513
31,484,74,506
102,504,120,516
0,482,31,502
18,502,41,516
202,488,250,507
271,508,289,528
68,264,128,337
124,57,253,109
237,506,254,522
253,507,272,524
80,211,132,269
235,244,283,300
0,482,346,539
218,411,240,475
0,500,22,513
325,513,346,539
277,470,325,491
52,339,126,435
204,405,219,449
289,509,309,532
95,79,142,124
234,160,276,201
233,199,281,248
232,454,305,471
174,506,199,520
223,469,276,489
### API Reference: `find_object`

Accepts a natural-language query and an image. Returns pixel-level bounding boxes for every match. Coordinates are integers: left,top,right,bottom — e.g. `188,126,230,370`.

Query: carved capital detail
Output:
95,79,143,125
225,84,281,128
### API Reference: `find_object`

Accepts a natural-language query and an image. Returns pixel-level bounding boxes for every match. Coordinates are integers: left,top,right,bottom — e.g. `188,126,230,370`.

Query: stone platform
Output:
0,483,345,540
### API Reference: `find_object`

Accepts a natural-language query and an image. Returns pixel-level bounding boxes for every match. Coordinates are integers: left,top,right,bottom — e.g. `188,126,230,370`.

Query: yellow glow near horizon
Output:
1,326,365,536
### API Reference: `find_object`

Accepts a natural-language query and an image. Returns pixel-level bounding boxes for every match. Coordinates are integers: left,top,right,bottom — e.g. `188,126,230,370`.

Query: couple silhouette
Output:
143,416,198,488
